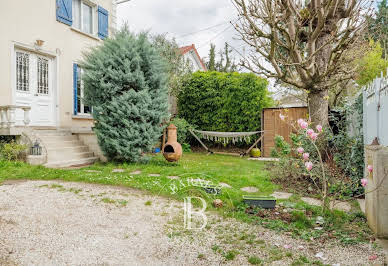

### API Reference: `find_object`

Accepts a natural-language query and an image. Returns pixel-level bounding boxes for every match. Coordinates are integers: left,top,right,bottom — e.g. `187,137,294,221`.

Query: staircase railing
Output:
0,105,31,128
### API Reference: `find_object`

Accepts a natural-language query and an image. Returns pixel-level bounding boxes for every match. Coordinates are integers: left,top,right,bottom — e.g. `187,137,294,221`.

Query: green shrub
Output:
0,141,27,161
270,135,291,157
81,28,168,162
178,71,273,133
330,94,364,195
170,117,194,144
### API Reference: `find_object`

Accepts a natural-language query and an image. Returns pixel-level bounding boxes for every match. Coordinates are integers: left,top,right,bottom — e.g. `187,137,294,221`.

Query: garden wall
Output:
363,71,388,238
261,107,308,157
364,145,388,238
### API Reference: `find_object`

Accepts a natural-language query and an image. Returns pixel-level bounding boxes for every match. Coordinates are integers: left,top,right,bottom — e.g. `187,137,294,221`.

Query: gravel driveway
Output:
0,180,385,265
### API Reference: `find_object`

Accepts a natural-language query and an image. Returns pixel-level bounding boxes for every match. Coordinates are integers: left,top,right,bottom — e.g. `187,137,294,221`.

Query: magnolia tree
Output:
278,113,375,210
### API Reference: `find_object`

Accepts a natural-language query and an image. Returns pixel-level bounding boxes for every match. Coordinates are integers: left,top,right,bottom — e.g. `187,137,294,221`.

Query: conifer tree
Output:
81,28,168,162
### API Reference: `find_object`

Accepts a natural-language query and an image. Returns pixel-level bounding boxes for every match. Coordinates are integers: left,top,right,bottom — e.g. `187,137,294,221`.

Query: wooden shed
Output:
261,107,308,157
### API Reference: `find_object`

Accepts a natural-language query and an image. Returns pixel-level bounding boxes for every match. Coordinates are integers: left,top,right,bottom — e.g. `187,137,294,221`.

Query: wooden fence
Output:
261,107,308,157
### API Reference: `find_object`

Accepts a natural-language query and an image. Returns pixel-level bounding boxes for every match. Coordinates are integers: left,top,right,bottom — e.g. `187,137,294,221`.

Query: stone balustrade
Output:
0,105,31,128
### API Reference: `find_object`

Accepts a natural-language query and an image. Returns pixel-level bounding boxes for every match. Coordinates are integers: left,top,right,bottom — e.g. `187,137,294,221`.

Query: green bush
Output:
170,117,193,144
81,28,168,162
178,71,273,132
330,94,364,195
0,141,27,161
270,135,291,157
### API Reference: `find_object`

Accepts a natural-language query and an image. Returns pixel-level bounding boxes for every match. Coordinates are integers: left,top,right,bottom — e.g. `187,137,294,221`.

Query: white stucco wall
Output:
183,51,205,72
0,0,116,128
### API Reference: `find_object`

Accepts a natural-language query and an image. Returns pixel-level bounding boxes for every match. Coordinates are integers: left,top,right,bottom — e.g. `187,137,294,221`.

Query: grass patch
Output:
223,250,239,260
248,256,262,265
144,200,152,206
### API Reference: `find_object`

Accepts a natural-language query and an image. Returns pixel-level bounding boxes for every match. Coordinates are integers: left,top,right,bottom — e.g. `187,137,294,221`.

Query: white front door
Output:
14,50,56,126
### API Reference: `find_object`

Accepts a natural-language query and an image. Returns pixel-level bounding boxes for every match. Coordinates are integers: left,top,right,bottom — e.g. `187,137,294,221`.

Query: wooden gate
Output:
261,107,308,157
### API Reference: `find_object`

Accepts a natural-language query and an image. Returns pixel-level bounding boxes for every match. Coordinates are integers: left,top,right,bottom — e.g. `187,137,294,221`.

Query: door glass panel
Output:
82,3,92,34
37,57,49,94
16,52,29,91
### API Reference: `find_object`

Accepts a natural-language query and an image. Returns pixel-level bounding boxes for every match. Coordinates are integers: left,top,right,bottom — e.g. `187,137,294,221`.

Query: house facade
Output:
179,44,207,72
0,0,117,166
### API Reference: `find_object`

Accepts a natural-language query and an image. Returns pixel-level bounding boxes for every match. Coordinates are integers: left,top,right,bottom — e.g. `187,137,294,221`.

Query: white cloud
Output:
116,0,244,61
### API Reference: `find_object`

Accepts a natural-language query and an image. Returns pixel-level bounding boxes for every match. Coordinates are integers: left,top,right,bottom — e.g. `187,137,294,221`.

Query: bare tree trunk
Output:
308,90,329,127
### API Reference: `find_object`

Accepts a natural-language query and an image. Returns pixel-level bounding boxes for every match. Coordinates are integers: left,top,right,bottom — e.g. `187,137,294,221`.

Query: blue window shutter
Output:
56,0,72,26
73,63,78,115
98,6,109,39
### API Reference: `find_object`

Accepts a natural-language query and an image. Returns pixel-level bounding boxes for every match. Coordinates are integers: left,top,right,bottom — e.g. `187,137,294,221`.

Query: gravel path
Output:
0,180,384,265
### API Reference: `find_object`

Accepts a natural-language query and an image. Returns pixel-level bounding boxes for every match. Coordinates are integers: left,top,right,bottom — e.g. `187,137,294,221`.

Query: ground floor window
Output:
73,64,90,115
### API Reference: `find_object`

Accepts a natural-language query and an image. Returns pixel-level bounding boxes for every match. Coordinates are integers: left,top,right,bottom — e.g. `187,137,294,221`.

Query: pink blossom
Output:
303,153,310,161
279,114,285,121
310,132,318,141
305,161,313,171
361,178,368,187
307,129,315,136
297,119,308,129
297,147,304,154
284,244,292,249
367,165,373,173
316,125,323,132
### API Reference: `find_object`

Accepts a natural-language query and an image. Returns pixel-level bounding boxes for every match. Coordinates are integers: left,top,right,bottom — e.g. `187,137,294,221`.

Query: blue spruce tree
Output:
81,28,168,162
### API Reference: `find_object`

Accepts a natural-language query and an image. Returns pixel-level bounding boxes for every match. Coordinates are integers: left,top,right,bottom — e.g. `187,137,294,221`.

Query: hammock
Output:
193,130,263,145
189,129,265,156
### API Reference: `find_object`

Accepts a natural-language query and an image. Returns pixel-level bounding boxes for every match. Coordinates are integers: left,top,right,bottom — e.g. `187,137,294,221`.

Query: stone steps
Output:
44,157,99,168
33,129,98,168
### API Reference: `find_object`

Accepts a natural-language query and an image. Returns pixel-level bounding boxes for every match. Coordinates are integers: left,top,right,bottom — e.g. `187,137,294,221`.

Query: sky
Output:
116,0,245,63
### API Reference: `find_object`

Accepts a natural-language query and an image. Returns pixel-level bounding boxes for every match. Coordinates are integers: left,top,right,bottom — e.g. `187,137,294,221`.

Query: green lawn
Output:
0,152,373,244
0,153,275,207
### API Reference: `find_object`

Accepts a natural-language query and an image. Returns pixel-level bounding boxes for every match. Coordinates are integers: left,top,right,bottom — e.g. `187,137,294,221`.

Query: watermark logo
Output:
157,173,234,231
183,196,207,230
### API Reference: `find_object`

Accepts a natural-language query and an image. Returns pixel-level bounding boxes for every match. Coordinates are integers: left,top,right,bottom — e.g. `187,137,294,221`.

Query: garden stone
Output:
219,182,232,188
357,199,365,214
85,170,101,173
302,197,352,212
112,169,125,173
130,170,142,175
271,191,293,200
240,187,259,193
148,174,160,177
301,197,321,207
331,201,352,212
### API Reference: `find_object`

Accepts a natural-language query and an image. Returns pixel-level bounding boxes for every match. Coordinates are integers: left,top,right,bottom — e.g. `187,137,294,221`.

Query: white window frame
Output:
15,50,52,96
72,0,98,36
75,66,91,116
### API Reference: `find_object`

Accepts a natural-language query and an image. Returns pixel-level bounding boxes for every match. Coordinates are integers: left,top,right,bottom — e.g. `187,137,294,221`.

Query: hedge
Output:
177,71,273,132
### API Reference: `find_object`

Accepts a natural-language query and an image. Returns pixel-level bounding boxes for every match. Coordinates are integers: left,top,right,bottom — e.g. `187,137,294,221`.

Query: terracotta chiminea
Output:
163,124,182,162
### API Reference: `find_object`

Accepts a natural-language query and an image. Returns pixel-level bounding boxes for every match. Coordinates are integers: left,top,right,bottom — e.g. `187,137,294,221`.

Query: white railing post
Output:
21,106,31,126
0,107,8,128
6,106,16,128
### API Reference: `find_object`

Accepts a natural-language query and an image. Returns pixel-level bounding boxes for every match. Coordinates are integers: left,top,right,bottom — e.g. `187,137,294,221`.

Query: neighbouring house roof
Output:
179,44,207,71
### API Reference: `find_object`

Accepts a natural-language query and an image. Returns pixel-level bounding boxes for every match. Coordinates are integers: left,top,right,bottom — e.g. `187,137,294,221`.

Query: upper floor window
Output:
73,0,95,35
56,0,109,40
